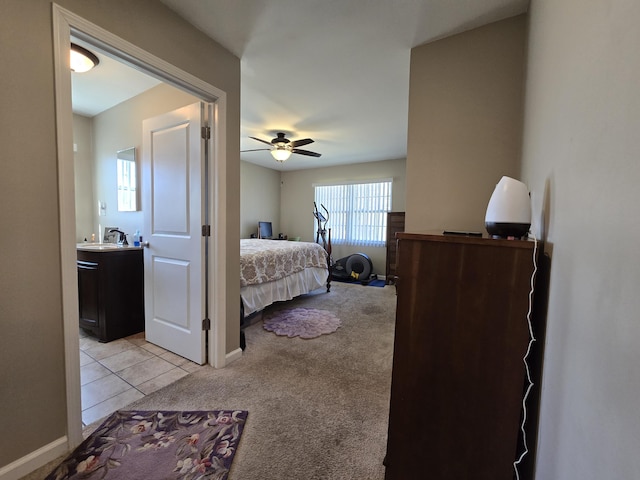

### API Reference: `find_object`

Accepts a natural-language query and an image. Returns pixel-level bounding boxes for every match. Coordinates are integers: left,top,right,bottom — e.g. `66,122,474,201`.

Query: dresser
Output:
385,212,405,284
384,232,541,480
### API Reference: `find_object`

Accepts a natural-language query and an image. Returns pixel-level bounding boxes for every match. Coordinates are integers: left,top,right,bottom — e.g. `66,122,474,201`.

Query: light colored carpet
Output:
22,282,397,480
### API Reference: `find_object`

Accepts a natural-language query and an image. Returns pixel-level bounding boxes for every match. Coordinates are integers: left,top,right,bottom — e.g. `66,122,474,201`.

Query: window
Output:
314,180,392,247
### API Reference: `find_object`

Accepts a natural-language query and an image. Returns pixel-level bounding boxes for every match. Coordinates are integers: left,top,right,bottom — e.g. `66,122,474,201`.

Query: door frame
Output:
53,4,228,448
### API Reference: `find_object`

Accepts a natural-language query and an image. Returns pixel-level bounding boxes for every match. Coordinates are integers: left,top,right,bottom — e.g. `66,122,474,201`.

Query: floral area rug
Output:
263,307,341,339
45,410,248,480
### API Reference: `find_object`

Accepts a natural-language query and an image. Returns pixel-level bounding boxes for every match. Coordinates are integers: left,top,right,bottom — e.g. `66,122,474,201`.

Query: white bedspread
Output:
240,239,329,316
240,239,328,287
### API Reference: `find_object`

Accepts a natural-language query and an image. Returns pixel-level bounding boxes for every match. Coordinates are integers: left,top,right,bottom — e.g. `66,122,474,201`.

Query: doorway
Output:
53,5,228,447
73,62,209,425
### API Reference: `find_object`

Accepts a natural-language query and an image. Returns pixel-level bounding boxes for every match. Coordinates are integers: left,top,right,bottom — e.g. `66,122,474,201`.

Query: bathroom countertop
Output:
76,243,144,252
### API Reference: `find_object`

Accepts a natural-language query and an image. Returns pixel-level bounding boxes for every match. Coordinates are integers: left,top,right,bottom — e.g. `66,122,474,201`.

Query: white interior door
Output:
142,102,207,364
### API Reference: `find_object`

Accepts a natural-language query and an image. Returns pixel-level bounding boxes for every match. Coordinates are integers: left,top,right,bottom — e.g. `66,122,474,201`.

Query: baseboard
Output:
0,436,68,480
225,347,243,365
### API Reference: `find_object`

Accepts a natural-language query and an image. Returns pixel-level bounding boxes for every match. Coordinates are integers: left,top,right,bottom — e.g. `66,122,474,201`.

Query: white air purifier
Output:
485,176,531,238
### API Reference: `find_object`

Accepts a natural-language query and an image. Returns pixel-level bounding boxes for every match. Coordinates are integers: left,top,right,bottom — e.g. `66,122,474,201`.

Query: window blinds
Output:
314,180,392,247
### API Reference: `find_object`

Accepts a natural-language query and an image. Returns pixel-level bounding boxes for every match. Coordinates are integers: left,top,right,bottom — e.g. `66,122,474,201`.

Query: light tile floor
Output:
79,330,206,427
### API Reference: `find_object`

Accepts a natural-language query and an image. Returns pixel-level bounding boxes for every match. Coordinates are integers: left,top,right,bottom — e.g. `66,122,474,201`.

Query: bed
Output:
240,239,331,317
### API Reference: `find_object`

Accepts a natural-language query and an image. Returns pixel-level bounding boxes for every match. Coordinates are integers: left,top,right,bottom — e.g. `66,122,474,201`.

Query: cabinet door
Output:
77,260,100,329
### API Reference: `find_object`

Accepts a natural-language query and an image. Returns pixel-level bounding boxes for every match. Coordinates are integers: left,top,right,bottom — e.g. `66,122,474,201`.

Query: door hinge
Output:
201,125,211,140
202,225,211,237
202,318,211,331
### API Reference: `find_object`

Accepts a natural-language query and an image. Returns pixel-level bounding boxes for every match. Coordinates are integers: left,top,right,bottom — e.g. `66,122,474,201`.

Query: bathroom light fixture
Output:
270,144,292,162
70,43,100,73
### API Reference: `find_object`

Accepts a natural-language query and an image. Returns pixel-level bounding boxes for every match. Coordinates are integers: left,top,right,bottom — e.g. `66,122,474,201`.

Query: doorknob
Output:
141,241,150,247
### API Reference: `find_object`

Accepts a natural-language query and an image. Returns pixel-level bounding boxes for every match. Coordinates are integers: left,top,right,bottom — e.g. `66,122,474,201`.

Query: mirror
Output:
116,147,138,211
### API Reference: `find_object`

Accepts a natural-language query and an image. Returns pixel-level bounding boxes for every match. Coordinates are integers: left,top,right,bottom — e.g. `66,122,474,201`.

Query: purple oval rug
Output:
263,308,341,339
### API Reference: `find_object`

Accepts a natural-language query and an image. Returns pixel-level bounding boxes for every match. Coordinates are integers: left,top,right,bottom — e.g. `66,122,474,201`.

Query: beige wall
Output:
74,114,94,240
0,0,239,470
405,15,526,233
522,1,640,478
0,1,68,467
280,158,406,276
240,161,282,238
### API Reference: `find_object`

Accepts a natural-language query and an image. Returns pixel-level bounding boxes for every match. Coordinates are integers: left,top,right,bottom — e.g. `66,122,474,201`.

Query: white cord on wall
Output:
513,233,538,480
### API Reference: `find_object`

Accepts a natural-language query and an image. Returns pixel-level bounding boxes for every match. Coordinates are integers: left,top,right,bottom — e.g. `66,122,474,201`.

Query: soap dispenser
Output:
133,230,141,247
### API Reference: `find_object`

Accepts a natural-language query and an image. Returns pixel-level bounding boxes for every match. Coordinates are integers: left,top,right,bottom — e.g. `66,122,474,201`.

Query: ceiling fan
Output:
241,132,321,162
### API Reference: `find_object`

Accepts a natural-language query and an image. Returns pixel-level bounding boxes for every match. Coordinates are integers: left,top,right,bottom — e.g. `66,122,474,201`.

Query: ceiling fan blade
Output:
240,148,271,152
249,136,273,146
292,148,321,157
291,138,314,148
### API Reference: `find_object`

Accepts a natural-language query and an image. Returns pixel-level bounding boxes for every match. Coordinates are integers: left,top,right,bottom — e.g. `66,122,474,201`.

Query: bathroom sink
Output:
76,243,123,251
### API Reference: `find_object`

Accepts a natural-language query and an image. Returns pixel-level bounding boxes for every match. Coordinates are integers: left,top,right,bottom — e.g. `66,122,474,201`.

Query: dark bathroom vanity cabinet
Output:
77,246,144,342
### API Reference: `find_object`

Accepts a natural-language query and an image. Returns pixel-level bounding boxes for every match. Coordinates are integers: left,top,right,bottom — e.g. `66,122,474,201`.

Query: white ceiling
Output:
72,0,529,171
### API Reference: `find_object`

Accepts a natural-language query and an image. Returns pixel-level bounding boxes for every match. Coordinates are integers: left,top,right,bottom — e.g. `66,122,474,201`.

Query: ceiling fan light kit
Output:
242,132,321,162
271,145,292,162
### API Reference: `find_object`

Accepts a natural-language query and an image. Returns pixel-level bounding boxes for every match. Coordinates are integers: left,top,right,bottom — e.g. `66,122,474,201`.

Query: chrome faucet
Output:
109,229,128,246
